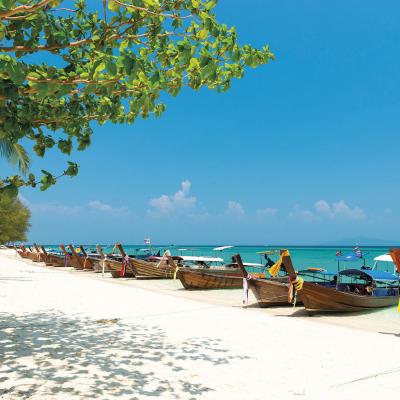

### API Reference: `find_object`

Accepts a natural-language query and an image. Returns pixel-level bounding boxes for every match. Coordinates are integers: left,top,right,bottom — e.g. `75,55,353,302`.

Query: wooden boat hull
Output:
177,269,243,289
249,278,302,307
64,256,85,270
86,257,116,274
17,251,30,259
129,258,175,279
104,258,135,278
43,253,66,267
301,282,398,313
106,258,175,279
25,252,41,262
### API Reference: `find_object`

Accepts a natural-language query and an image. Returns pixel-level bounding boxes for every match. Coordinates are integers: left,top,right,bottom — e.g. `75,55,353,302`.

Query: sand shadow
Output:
0,311,249,398
379,331,400,338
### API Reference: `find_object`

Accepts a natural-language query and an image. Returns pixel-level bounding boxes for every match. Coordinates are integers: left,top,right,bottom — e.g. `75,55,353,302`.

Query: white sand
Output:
1,250,400,399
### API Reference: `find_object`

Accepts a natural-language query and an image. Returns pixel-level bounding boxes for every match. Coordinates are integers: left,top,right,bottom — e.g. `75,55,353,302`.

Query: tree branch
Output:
112,0,193,20
0,0,54,19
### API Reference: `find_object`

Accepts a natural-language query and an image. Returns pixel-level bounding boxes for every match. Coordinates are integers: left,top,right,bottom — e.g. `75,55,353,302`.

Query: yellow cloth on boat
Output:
269,250,290,277
293,276,304,291
398,298,400,313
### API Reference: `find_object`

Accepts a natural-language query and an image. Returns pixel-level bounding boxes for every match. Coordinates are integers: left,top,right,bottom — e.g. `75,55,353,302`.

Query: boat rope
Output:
173,265,179,280
288,276,304,307
102,254,107,277
332,366,400,388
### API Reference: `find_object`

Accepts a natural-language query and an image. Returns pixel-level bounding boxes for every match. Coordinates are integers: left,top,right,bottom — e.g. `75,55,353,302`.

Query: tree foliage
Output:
0,192,31,243
0,0,274,191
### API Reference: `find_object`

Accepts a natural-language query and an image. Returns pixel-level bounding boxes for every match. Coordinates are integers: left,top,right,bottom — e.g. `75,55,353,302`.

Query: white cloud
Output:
288,205,319,222
88,200,129,216
315,200,365,220
20,196,129,216
289,200,365,221
256,208,278,217
148,179,197,216
19,196,83,215
225,201,245,217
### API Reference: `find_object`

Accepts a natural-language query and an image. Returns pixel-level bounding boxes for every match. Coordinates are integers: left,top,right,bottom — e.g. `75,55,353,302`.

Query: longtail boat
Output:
234,251,303,307
116,243,174,278
16,244,31,259
77,245,101,271
176,259,265,290
33,243,46,263
59,244,83,270
96,244,135,278
68,244,94,271
21,244,41,262
177,268,243,289
300,248,400,313
93,244,119,274
39,245,65,267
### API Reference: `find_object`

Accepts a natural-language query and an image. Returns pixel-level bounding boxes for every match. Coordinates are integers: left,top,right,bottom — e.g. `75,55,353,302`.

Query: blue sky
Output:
3,1,400,245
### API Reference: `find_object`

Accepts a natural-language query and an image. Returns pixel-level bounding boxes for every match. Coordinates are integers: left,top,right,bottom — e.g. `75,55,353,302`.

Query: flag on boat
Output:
354,246,362,258
144,238,151,245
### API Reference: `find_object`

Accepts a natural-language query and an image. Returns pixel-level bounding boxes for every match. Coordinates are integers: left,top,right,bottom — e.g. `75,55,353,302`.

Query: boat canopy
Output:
339,269,398,282
373,254,393,262
213,245,234,251
243,262,264,267
256,250,278,255
298,269,336,276
180,256,224,263
336,254,362,262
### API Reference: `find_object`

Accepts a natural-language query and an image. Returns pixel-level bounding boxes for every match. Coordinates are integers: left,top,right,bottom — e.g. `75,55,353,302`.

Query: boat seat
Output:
337,283,349,292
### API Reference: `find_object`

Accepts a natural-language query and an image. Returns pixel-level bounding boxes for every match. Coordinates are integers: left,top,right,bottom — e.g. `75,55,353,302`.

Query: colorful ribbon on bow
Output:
242,274,253,305
120,255,129,277
268,250,290,277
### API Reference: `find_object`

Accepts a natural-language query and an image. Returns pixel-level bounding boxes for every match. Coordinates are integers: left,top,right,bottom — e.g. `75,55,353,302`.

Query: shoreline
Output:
8,249,399,335
1,249,400,399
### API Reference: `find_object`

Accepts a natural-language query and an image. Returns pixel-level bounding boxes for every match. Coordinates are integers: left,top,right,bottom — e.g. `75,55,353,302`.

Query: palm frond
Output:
0,139,14,159
11,143,30,175
0,139,30,175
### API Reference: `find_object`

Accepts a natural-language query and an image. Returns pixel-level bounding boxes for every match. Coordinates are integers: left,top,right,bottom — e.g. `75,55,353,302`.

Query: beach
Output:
1,249,400,399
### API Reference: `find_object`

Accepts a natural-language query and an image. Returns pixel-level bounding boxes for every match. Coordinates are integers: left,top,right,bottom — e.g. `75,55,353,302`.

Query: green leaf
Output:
197,29,208,40
108,0,120,12
106,60,117,76
205,0,217,11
